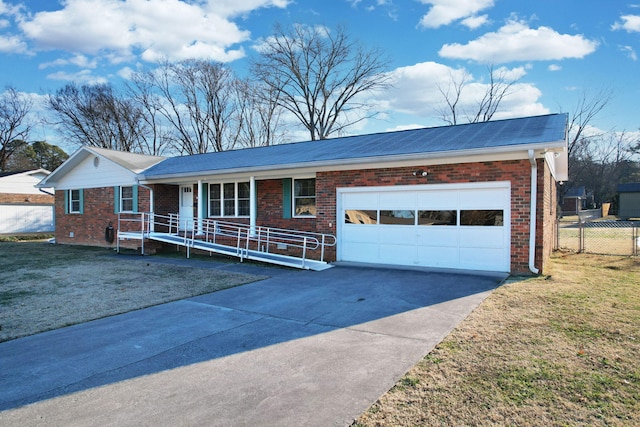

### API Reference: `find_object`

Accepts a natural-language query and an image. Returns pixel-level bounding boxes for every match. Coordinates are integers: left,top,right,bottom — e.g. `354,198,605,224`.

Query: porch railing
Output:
116,212,336,264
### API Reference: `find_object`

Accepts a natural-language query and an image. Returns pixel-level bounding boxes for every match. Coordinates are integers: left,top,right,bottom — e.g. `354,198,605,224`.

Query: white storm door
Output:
179,185,194,230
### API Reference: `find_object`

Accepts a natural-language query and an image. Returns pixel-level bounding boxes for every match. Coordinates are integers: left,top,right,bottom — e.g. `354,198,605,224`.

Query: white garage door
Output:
338,182,511,272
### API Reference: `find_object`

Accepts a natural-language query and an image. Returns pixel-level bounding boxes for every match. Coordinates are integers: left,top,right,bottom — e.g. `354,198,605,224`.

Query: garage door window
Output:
418,210,457,226
345,209,377,224
380,210,415,225
460,210,504,226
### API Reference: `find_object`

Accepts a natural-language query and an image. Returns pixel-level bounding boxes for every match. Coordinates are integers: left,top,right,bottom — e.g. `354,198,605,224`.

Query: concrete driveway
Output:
0,261,506,426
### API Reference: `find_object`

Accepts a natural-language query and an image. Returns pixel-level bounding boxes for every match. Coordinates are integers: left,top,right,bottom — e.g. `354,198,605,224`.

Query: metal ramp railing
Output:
116,212,336,271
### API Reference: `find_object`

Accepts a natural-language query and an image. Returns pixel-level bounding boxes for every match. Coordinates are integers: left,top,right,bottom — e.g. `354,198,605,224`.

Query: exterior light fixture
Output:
412,169,428,177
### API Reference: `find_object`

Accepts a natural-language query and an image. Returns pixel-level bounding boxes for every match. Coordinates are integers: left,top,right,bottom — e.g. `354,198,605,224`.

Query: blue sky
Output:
1,0,639,151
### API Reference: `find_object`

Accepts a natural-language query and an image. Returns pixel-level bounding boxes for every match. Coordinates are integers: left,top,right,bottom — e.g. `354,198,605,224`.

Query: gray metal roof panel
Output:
142,113,568,178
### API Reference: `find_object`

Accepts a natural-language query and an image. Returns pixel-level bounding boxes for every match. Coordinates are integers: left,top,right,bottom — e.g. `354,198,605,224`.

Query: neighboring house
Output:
561,186,593,214
617,183,640,220
0,169,55,234
39,114,569,275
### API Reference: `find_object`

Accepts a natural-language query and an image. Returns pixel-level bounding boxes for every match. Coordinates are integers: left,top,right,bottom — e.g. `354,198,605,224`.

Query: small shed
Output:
617,183,640,220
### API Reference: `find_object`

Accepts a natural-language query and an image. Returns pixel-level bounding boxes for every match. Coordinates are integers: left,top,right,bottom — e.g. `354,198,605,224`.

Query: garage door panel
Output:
417,191,458,208
459,188,507,208
379,227,417,245
342,242,380,262
459,228,505,249
417,246,459,268
379,191,416,209
417,227,458,247
342,192,378,209
460,247,508,270
342,225,379,244
379,244,417,264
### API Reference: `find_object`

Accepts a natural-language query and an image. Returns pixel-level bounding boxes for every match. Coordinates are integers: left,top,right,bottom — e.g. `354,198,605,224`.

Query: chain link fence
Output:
556,218,640,256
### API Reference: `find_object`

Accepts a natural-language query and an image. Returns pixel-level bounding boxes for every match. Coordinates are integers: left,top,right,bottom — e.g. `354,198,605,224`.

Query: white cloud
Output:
612,14,640,32
17,0,289,65
619,45,638,61
417,0,494,29
548,64,562,71
378,61,548,122
46,69,108,85
439,19,598,63
461,14,489,29
0,33,28,53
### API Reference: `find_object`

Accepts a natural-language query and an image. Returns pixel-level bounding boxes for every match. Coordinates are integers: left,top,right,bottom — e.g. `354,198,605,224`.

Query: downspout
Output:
197,179,203,235
528,150,540,274
249,176,256,236
138,183,155,232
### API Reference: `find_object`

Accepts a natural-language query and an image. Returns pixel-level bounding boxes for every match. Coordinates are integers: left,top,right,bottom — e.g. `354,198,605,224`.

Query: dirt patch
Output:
0,242,266,342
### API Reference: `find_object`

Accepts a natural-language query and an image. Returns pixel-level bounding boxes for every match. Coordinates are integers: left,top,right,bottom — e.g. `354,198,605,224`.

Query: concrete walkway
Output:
0,260,506,426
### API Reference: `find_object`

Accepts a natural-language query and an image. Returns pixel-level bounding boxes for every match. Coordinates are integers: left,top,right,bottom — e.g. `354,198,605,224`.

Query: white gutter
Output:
528,149,540,274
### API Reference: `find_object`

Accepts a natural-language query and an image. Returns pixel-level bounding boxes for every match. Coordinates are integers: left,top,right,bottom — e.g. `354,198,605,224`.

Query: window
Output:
460,210,504,226
293,178,316,217
120,186,134,212
68,189,82,214
380,210,415,225
418,210,457,226
345,209,377,224
209,182,250,217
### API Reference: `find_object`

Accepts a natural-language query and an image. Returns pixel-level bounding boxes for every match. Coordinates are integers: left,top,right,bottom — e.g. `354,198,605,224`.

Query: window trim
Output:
208,181,251,218
120,186,134,213
68,189,83,214
292,177,316,218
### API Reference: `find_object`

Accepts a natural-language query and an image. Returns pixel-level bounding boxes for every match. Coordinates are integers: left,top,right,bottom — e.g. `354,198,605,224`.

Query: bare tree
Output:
234,79,288,148
127,74,172,156
47,83,150,153
569,131,638,206
566,87,614,158
134,60,240,154
0,87,33,171
251,24,392,141
437,65,520,125
436,69,470,125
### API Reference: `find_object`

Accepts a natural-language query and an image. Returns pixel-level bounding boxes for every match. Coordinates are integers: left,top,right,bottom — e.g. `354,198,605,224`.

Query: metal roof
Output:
617,183,640,193
142,113,568,179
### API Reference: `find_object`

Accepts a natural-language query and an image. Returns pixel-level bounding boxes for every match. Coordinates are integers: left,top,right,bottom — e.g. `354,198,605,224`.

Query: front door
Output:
179,185,194,230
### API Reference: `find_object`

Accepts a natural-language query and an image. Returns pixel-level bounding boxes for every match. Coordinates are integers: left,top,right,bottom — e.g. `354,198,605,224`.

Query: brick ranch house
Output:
39,114,568,275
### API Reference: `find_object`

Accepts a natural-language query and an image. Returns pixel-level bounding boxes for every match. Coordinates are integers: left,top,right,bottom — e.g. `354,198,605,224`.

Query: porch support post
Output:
197,179,204,235
250,176,257,236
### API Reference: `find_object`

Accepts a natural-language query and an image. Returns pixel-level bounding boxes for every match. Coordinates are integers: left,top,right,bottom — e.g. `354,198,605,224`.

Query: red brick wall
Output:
55,186,152,249
316,160,546,274
0,193,54,204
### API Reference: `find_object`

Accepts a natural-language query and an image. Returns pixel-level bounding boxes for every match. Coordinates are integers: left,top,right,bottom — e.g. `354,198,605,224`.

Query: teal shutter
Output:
132,185,139,213
114,186,120,213
78,189,84,214
283,178,292,219
201,183,209,217
64,190,69,214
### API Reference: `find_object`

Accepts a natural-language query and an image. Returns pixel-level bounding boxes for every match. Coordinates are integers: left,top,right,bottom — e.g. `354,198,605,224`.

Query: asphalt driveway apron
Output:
0,262,505,426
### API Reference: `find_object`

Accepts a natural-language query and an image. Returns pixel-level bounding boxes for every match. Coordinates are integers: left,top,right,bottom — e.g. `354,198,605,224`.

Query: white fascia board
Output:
139,141,566,184
38,146,143,190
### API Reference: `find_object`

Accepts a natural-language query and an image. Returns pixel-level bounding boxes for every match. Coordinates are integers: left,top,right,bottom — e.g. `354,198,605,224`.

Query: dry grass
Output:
0,242,266,342
354,253,640,426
